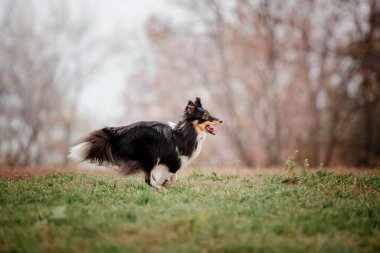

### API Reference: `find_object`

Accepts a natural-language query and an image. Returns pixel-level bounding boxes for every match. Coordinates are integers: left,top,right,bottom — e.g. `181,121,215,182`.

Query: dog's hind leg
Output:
144,171,151,186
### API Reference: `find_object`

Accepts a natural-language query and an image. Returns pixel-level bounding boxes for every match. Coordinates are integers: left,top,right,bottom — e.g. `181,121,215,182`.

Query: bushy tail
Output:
68,128,115,165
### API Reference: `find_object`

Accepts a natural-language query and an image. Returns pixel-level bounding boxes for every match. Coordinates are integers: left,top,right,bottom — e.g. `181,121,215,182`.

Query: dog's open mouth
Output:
205,125,217,135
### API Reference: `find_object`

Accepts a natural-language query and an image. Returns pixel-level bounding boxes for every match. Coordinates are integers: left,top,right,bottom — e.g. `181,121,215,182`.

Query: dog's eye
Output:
202,114,208,120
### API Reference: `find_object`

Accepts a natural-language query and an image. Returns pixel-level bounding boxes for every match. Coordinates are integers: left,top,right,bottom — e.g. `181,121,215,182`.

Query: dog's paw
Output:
162,179,171,187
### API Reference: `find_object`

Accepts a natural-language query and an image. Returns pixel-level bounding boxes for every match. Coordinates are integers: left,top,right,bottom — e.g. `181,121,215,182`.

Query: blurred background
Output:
0,0,379,169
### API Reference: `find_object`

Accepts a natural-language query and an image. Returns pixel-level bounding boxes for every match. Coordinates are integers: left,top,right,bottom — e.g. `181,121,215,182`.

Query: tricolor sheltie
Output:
68,97,222,187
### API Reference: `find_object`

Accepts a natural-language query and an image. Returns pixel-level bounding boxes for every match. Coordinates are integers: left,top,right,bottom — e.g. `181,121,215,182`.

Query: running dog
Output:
68,97,222,187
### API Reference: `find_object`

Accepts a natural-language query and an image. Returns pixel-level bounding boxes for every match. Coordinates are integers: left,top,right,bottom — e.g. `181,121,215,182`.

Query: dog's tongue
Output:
205,125,217,135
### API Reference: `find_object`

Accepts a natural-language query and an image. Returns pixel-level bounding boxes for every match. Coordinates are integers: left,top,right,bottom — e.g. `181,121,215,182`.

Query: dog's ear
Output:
195,97,202,107
185,100,196,114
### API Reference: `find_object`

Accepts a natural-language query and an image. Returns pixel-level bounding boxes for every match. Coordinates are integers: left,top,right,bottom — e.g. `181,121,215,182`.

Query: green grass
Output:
0,170,379,253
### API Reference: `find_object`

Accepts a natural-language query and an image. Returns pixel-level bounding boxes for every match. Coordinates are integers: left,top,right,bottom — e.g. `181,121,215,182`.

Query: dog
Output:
68,97,222,187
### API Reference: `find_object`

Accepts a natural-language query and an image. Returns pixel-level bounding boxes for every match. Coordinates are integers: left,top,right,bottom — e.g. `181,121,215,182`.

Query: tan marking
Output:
192,119,222,134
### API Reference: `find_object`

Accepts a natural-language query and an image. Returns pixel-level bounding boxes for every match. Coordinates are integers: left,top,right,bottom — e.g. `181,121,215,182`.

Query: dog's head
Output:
184,97,222,135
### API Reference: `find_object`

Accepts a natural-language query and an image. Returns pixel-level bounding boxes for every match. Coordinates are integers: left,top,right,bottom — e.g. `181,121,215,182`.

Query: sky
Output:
76,0,184,126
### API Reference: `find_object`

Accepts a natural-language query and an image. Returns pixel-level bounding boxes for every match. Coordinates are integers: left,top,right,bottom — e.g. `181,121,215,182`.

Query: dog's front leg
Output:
150,173,164,189
145,171,163,189
150,164,174,188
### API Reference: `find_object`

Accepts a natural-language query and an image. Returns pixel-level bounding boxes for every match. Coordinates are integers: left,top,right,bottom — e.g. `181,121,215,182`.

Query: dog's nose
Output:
220,120,223,124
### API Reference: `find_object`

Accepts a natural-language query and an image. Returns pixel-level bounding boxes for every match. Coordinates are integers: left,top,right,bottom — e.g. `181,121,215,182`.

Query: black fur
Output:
83,129,114,165
70,97,222,185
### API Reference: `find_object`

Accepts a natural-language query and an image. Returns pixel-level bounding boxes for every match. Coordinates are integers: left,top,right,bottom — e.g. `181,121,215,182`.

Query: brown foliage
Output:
124,0,380,168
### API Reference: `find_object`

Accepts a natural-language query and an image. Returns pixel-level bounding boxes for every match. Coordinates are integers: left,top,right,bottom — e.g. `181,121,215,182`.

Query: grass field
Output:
0,168,379,253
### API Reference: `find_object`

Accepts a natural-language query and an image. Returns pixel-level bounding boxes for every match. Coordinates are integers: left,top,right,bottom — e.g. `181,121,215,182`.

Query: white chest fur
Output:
180,132,207,169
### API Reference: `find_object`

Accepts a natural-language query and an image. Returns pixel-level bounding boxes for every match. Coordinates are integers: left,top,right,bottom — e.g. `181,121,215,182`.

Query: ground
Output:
0,167,379,253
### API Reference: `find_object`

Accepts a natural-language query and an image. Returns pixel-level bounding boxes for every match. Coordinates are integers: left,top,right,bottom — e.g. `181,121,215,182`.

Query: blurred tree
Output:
0,0,113,167
344,0,380,166
123,0,379,168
